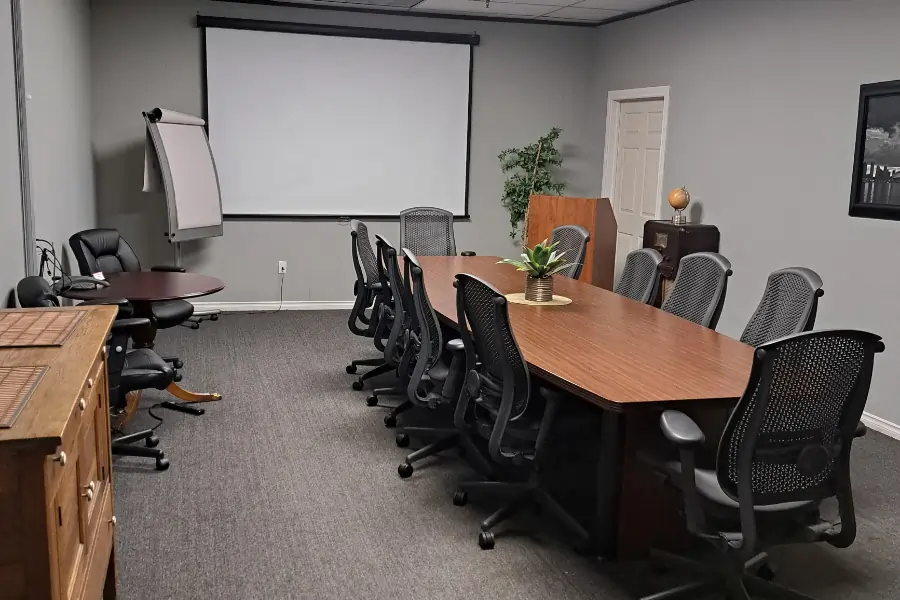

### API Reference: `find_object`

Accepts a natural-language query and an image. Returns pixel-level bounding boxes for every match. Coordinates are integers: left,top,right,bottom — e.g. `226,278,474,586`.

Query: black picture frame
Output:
849,79,900,220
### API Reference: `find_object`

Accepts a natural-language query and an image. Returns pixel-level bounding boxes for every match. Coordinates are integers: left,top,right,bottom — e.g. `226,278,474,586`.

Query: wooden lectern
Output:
526,195,617,289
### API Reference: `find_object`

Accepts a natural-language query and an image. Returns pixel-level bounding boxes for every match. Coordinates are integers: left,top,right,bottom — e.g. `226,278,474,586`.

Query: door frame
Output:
600,86,670,220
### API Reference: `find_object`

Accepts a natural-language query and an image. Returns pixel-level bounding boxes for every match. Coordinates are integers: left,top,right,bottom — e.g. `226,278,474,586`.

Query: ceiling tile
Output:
570,0,668,9
541,6,624,19
275,0,419,7
412,0,560,16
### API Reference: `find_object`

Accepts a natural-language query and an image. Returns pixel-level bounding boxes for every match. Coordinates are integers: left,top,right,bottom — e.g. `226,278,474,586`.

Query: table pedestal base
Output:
165,382,223,403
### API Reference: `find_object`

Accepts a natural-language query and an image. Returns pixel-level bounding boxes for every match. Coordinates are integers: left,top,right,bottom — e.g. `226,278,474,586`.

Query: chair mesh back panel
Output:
661,252,730,328
405,251,442,370
740,269,822,347
458,275,530,419
614,248,662,303
353,221,379,284
549,225,589,279
400,208,456,256
717,331,874,505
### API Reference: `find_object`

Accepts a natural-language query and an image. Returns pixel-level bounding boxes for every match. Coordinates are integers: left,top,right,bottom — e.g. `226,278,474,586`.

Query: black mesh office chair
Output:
399,206,476,257
643,329,883,600
549,224,590,279
741,267,824,347
614,248,663,304
68,229,196,337
346,220,388,377
661,252,733,329
450,274,589,550
395,249,466,478
350,235,397,391
16,276,176,471
365,236,418,426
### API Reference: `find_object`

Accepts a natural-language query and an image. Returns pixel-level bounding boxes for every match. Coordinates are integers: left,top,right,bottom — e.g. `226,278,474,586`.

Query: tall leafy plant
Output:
499,127,566,239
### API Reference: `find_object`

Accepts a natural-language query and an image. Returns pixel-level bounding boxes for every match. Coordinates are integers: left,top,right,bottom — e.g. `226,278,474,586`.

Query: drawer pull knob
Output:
87,378,94,388
102,346,107,356
85,481,96,492
53,451,67,466
82,488,94,501
78,398,86,411
110,516,117,526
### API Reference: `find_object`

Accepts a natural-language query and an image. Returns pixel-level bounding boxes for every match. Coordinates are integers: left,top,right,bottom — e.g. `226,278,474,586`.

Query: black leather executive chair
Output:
450,274,589,550
643,329,882,600
68,229,197,338
16,276,177,470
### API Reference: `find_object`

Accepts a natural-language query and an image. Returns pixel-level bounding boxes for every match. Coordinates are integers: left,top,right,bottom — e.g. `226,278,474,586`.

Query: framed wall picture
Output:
849,79,900,220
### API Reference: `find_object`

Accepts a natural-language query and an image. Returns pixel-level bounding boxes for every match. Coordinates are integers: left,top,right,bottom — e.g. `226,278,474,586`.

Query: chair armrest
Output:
660,410,705,447
111,317,151,333
460,251,476,257
150,265,186,273
446,338,464,353
855,421,867,438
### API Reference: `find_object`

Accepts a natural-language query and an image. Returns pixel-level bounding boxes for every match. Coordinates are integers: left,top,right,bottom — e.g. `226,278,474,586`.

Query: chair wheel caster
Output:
173,359,184,369
210,314,218,321
146,435,160,448
352,380,364,391
478,531,495,550
757,563,777,581
384,414,397,428
156,456,170,471
395,433,410,447
453,490,468,506
366,396,378,407
346,364,357,374
398,462,413,478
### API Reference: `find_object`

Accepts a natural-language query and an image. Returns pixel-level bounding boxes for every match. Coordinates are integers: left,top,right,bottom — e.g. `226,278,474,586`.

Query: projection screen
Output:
203,20,476,217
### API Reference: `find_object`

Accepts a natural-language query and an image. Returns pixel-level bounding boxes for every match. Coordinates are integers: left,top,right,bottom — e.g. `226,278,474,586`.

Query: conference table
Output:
416,255,754,558
63,271,225,404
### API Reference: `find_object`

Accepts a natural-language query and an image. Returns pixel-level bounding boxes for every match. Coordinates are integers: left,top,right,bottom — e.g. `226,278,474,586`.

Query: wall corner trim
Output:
861,411,900,442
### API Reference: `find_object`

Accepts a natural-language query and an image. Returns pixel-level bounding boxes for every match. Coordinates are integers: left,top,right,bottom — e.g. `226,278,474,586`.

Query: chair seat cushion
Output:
122,349,174,393
666,462,815,512
152,299,194,328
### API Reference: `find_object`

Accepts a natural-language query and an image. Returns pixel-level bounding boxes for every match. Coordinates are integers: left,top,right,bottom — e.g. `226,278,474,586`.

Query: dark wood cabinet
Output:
643,221,720,279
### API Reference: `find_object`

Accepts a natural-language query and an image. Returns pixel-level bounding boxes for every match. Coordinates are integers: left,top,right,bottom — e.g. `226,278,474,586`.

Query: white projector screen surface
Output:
205,27,472,217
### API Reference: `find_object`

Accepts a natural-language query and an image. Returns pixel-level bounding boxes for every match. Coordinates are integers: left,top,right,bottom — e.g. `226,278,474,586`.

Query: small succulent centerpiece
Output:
498,239,574,302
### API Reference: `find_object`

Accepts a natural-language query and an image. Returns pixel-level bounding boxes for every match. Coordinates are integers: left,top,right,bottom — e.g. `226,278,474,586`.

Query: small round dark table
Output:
64,271,226,404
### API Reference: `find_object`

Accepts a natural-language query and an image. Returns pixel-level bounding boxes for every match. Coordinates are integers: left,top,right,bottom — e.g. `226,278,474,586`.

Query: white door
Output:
610,98,665,282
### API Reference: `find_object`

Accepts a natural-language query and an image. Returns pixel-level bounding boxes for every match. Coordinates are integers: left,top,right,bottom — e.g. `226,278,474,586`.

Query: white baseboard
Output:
190,301,354,312
861,412,900,441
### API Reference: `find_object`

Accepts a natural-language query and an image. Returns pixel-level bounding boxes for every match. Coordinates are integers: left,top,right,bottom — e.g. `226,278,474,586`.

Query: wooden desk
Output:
0,306,118,599
416,256,754,557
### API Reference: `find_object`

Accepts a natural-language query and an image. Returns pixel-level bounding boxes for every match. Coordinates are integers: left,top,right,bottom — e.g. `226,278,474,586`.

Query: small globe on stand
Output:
668,186,691,225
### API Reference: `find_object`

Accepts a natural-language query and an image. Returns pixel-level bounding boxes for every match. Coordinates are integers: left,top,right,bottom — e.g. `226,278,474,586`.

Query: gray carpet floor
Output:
112,311,900,600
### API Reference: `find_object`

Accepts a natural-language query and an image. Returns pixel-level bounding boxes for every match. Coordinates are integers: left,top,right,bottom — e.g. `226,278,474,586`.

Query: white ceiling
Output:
272,0,676,24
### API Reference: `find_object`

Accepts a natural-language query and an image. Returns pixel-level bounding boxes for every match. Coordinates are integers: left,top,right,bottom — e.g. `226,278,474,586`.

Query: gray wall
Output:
90,0,597,303
22,0,95,271
0,1,24,305
591,0,900,424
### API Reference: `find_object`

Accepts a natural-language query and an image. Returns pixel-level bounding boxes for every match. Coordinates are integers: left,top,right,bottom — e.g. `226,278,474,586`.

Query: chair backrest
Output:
661,252,732,329
69,229,142,275
376,235,410,364
455,273,531,420
350,220,379,287
614,248,663,304
740,267,824,348
404,249,442,372
549,224,590,280
16,276,60,308
400,207,457,256
716,330,882,514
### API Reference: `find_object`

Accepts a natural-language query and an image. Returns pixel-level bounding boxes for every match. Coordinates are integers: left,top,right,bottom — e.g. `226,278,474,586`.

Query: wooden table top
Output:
62,271,225,302
0,306,117,448
417,256,754,411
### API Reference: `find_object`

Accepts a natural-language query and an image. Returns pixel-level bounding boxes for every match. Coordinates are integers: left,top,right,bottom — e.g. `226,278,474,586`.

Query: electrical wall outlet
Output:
278,260,287,274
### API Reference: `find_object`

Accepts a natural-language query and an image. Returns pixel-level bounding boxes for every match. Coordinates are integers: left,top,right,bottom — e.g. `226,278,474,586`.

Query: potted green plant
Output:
499,128,566,240
498,239,574,302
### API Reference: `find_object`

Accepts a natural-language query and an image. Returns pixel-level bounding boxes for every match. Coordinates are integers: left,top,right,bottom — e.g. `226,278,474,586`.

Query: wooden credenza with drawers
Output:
0,306,119,600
